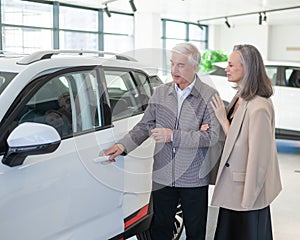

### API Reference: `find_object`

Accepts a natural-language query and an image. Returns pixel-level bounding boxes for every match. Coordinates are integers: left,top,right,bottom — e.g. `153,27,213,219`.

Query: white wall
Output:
208,24,300,61
211,24,269,59
133,12,300,62
268,25,300,61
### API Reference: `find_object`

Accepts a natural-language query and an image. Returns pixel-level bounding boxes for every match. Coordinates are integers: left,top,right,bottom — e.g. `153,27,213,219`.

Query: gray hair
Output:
171,42,201,67
233,44,273,101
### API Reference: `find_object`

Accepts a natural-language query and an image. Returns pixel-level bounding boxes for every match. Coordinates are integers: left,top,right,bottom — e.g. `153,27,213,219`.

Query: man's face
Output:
170,52,198,89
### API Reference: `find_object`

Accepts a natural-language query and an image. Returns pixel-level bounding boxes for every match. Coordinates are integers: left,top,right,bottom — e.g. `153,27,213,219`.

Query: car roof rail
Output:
17,50,137,65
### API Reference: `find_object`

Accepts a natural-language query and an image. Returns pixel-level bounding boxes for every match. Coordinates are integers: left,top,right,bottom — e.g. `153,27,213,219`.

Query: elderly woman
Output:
210,44,282,240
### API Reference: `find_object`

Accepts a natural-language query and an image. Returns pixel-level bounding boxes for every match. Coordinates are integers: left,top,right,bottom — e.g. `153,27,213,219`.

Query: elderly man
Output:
104,42,222,239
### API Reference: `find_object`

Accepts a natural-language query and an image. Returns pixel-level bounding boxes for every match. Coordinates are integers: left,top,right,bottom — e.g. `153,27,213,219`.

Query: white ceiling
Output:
43,0,300,26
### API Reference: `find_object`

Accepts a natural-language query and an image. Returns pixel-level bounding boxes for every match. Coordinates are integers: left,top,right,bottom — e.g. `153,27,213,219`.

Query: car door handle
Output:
93,156,111,164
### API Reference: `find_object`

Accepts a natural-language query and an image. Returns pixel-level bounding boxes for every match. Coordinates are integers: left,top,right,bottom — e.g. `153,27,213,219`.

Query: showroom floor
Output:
129,139,300,240
180,139,300,240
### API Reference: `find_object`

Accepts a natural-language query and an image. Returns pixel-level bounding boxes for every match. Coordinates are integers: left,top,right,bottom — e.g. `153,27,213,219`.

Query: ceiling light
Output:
104,4,111,17
258,13,262,25
263,12,267,22
225,18,231,28
129,0,137,12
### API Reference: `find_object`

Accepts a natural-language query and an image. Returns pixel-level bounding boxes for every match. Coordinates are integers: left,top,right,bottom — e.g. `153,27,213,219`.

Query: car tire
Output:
173,204,184,240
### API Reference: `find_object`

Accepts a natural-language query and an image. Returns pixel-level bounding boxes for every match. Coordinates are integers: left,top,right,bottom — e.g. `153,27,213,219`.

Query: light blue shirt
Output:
171,76,196,141
174,76,196,118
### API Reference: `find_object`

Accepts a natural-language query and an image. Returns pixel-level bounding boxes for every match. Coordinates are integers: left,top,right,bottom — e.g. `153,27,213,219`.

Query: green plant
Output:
199,49,228,72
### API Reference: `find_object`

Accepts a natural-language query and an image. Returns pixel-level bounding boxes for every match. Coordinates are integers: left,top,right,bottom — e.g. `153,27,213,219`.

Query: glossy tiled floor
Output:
180,139,300,240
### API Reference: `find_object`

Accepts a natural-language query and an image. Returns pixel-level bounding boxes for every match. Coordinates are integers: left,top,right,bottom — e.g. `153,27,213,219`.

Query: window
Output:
103,12,134,53
60,31,98,50
2,0,53,52
286,68,300,88
165,21,186,39
8,68,108,139
161,19,208,78
135,72,152,97
265,66,278,85
59,6,98,31
1,0,134,53
103,35,134,53
59,6,98,50
162,19,208,52
2,0,53,28
17,76,73,138
104,70,147,121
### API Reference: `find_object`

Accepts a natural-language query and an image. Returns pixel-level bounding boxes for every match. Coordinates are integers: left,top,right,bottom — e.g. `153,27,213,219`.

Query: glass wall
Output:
162,19,208,51
59,5,98,50
161,19,208,78
0,0,209,77
2,0,53,52
0,0,134,53
103,12,134,53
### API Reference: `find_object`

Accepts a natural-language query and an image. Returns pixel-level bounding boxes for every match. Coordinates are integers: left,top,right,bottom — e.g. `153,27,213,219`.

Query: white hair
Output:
171,42,201,67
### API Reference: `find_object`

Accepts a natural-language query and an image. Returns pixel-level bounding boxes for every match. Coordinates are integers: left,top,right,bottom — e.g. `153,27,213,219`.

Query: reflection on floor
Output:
180,139,300,240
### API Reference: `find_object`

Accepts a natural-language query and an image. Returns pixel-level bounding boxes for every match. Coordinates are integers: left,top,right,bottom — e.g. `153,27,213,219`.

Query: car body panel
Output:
0,51,162,239
0,131,124,239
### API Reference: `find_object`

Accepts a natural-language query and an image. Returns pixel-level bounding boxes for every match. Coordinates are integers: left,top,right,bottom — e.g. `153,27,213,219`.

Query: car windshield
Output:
0,72,18,95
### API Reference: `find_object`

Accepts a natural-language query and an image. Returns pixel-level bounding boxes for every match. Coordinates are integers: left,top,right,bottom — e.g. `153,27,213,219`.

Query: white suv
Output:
201,61,300,141
0,50,182,240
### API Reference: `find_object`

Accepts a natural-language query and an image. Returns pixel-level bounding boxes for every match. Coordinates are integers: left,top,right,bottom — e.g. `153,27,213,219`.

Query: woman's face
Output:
225,51,244,83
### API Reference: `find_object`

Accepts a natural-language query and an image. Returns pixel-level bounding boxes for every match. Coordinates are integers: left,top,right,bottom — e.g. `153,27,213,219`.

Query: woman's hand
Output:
211,94,230,135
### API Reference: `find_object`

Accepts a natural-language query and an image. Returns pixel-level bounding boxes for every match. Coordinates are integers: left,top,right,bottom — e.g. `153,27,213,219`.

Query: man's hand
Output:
200,124,209,131
151,128,172,143
103,143,125,162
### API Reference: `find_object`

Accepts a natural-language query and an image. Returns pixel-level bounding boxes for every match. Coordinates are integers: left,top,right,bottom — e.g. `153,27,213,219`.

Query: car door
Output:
278,67,300,137
266,65,300,139
103,68,155,218
0,66,124,240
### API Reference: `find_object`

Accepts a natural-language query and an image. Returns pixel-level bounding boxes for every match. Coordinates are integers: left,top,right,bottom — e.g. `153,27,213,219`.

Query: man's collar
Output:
174,76,196,92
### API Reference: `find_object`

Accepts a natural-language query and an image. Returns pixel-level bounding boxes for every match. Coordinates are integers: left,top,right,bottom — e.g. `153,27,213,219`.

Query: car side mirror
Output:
2,122,61,167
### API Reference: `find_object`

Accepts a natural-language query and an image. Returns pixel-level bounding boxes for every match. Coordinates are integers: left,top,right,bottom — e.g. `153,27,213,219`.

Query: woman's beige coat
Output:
211,95,282,211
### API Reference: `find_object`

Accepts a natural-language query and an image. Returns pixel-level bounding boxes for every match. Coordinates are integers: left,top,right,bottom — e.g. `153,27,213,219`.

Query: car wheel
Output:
173,204,184,240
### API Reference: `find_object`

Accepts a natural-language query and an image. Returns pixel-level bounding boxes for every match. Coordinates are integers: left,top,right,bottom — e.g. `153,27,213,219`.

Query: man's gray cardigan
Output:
119,75,223,188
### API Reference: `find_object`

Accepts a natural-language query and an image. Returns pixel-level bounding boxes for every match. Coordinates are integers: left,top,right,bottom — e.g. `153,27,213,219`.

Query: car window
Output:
18,76,73,137
148,75,163,90
286,68,300,88
265,66,277,85
135,72,152,97
104,70,147,121
5,68,109,140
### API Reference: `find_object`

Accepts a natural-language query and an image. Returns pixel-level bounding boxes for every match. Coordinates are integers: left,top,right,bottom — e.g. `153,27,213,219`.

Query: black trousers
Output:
150,183,208,240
